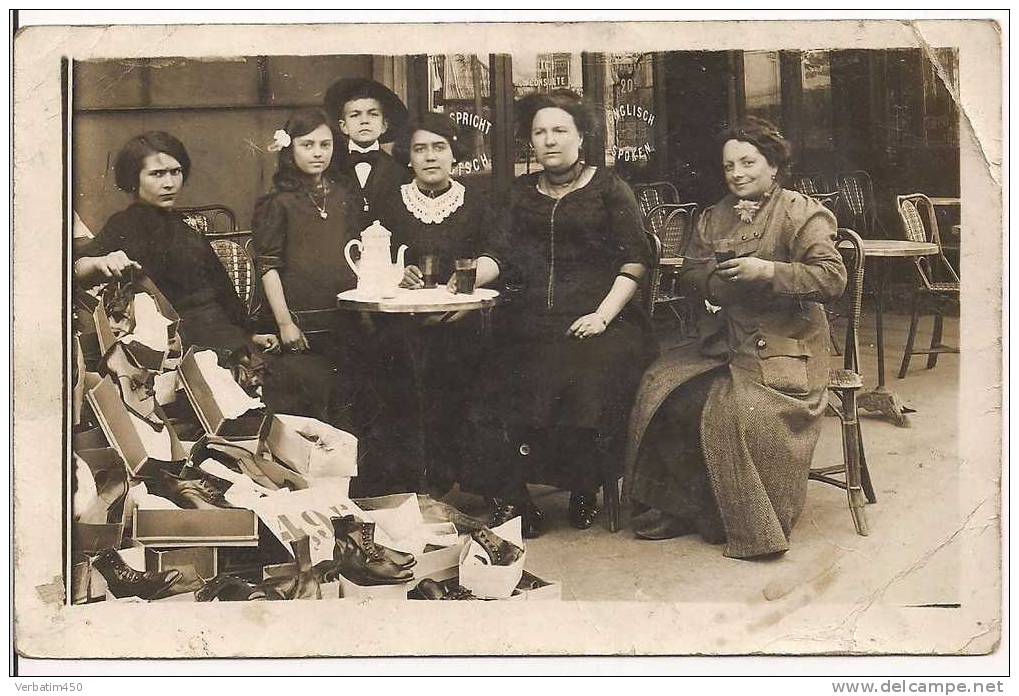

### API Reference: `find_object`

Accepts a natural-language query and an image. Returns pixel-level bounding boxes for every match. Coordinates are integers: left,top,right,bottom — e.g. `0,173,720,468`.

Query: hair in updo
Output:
515,89,598,143
719,116,793,180
114,131,191,193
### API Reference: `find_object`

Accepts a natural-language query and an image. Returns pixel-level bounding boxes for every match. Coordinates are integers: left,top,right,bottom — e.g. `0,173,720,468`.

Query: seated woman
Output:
76,131,339,424
371,112,491,496
623,116,847,559
462,90,656,537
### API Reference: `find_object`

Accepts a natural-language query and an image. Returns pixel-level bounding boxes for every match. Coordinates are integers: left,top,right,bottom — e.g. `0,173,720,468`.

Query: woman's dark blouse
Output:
79,202,247,326
376,181,488,282
252,178,360,313
483,167,651,325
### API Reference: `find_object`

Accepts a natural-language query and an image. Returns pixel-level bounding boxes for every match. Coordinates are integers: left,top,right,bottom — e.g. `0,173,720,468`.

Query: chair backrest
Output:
794,171,880,237
643,230,664,316
791,173,826,197
645,203,683,240
659,203,699,258
831,171,880,237
633,181,680,219
179,205,238,238
810,191,841,217
834,227,865,374
895,193,960,288
210,238,254,311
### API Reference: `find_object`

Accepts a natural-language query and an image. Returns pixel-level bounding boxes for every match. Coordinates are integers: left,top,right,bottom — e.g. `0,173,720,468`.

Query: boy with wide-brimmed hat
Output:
324,78,412,220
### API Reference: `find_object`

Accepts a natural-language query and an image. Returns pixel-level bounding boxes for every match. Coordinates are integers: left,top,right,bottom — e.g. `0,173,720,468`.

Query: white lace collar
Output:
400,180,466,224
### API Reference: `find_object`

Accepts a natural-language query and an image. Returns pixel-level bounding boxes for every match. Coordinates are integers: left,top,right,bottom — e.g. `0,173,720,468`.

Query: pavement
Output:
442,307,983,652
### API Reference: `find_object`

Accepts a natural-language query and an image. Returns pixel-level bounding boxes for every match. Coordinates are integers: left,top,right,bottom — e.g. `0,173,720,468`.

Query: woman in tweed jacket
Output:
623,117,847,559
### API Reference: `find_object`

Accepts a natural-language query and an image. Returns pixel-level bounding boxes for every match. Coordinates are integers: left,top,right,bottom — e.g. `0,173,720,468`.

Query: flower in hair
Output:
268,129,291,152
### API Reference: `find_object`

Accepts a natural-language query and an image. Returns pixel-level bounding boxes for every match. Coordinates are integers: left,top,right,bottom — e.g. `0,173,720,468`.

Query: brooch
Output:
733,199,762,224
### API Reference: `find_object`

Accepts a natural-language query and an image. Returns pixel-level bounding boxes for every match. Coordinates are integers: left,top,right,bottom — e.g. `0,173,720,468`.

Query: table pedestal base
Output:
858,386,916,428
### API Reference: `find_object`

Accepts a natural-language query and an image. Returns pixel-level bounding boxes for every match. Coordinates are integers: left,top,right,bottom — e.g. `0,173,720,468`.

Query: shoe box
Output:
178,347,268,441
92,276,181,372
133,505,259,548
84,372,187,477
262,414,358,480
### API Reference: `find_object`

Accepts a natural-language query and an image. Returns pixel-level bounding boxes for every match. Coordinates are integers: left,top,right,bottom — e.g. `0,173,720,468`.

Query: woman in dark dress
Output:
463,90,656,537
623,117,847,559
78,131,338,423
371,113,491,496
251,109,365,431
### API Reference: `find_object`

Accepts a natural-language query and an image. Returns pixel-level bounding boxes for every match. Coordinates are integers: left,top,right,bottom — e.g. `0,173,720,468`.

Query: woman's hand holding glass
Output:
400,264,424,289
714,256,775,284
278,321,309,352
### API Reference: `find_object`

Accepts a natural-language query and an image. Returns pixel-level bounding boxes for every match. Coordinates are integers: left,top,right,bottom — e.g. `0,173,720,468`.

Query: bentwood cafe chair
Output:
809,227,876,536
895,193,960,378
633,181,680,221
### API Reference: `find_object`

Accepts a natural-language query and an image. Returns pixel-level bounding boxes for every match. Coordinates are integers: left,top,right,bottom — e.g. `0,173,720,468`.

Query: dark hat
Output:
324,78,409,144
399,112,471,162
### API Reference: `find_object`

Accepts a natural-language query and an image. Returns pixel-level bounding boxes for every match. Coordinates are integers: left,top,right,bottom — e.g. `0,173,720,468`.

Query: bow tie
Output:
349,151,379,167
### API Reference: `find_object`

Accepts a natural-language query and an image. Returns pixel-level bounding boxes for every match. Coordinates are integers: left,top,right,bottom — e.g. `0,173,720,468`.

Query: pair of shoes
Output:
634,510,696,541
330,515,415,586
91,548,182,600
148,467,233,510
195,575,277,602
470,527,524,566
410,578,478,600
490,498,544,539
569,493,600,530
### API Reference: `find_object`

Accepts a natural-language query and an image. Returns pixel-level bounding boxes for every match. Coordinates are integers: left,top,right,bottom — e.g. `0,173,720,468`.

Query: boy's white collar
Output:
349,141,381,153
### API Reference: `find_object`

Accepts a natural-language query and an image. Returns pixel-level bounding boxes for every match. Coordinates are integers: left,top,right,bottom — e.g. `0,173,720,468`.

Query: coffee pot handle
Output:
343,239,362,277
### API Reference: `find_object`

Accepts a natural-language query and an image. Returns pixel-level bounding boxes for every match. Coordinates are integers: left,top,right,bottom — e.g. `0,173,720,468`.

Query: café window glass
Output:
801,50,834,149
426,54,494,181
601,53,656,170
744,50,782,125
511,52,584,176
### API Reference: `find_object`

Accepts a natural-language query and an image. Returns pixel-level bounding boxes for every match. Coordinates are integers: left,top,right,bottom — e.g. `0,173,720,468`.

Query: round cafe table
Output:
336,285,500,492
858,239,939,427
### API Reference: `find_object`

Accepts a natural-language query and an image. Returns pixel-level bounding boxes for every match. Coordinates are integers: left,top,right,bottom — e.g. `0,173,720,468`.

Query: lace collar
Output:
401,180,466,224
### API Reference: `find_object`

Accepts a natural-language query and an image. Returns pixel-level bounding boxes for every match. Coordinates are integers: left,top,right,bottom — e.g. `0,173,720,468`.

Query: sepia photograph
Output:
10,12,1005,671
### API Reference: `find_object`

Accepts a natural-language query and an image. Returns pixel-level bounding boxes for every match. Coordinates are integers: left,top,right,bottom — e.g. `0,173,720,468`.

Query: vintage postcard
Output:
11,16,1003,661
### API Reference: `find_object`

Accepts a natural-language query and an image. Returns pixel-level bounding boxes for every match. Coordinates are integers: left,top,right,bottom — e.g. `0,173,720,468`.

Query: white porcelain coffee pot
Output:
343,220,408,299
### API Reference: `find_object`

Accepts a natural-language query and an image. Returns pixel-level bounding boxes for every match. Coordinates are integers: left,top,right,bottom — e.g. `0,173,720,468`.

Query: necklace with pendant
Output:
308,181,329,220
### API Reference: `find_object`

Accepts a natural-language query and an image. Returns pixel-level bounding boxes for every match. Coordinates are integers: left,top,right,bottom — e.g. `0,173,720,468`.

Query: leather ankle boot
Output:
470,527,524,566
569,492,600,530
330,516,415,586
148,467,233,510
490,498,544,539
410,578,478,600
91,548,182,600
195,574,275,602
265,535,322,600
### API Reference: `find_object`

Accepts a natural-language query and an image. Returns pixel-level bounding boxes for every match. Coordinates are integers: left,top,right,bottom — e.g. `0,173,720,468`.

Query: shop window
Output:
426,54,495,180
801,50,834,149
922,48,959,146
744,50,782,126
601,53,656,170
511,52,584,176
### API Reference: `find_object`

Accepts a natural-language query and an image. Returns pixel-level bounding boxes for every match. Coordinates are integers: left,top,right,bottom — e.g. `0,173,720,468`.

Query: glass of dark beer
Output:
454,258,478,294
421,254,439,289
713,238,737,263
